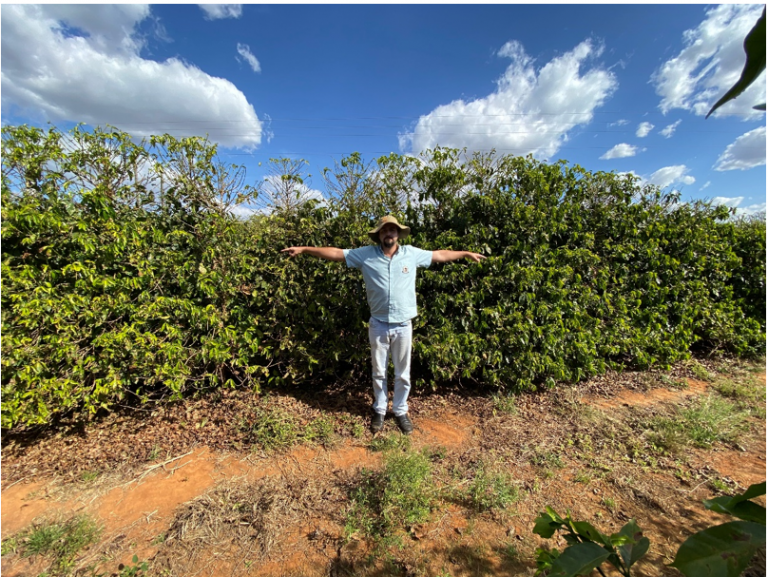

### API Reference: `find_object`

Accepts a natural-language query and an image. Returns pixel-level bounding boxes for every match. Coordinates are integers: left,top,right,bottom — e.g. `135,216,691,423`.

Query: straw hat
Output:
368,215,410,242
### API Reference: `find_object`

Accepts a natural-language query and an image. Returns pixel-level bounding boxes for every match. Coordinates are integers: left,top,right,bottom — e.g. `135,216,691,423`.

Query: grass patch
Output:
369,432,411,453
243,405,299,451
1,514,101,575
345,449,435,545
491,393,518,416
529,448,564,469
465,461,519,513
690,362,713,382
660,374,688,389
305,416,337,446
647,394,750,452
79,470,99,483
712,374,766,419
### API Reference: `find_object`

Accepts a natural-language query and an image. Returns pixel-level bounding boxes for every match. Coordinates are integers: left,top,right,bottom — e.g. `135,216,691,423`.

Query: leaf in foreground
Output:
547,542,612,577
670,520,766,577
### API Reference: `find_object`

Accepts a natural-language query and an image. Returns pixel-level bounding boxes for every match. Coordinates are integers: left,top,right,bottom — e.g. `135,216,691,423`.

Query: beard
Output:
382,237,397,247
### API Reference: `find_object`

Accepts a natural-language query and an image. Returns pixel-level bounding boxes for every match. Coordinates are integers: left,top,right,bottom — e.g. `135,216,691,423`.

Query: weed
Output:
502,543,520,561
5,514,101,574
305,416,336,446
601,496,617,512
466,462,519,513
80,470,99,483
661,374,688,389
244,405,299,451
147,444,162,461
1,535,19,556
646,394,749,452
492,393,518,416
690,362,712,382
713,375,766,419
530,449,564,469
369,432,410,453
680,394,750,447
573,471,592,484
117,555,149,576
710,477,730,493
426,446,448,462
345,449,434,543
351,421,365,439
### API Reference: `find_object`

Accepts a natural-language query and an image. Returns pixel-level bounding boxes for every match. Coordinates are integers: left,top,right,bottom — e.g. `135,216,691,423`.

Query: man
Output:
281,215,486,434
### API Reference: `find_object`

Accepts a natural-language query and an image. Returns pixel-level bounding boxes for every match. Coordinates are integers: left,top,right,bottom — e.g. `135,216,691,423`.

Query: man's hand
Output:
281,247,304,258
432,250,488,264
466,252,486,263
281,246,345,262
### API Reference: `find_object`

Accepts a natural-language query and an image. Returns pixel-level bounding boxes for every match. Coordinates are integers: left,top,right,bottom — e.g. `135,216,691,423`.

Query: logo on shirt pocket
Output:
402,266,410,274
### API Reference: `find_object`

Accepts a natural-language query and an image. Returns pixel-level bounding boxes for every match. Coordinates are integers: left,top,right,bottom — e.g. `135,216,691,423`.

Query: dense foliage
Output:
2,125,764,428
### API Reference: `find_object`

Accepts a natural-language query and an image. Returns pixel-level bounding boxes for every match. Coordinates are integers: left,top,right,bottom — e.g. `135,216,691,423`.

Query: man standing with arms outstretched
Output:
282,215,486,434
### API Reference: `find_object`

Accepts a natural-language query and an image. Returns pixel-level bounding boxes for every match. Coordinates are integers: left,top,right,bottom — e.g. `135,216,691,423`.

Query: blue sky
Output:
2,3,766,217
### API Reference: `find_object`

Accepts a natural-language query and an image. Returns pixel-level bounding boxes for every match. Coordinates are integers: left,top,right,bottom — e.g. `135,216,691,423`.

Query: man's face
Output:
379,223,400,247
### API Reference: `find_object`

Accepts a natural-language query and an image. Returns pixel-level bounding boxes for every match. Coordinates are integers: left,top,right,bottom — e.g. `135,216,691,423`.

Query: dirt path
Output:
2,362,765,577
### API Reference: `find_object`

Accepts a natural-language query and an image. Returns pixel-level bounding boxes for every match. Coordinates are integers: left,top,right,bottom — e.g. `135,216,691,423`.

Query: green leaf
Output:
533,511,561,539
572,521,609,546
706,7,766,118
670,520,766,577
704,497,766,525
617,519,651,569
730,481,766,505
704,482,767,525
547,542,612,577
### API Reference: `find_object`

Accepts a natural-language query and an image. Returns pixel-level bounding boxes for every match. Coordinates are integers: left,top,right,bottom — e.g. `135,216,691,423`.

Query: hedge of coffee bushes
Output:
2,125,764,428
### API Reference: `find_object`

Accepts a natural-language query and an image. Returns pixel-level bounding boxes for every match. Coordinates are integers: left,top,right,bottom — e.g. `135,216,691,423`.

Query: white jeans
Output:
368,317,412,417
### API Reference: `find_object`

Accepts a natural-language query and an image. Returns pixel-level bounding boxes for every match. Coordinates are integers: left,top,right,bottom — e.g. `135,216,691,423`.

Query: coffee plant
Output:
2,124,764,428
534,481,766,577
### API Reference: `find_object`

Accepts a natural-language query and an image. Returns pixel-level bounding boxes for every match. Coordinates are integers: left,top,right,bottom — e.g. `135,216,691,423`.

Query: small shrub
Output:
117,555,149,577
345,449,434,543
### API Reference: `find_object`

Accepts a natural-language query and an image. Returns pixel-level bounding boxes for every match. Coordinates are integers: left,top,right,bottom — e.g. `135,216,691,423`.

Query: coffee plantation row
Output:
2,125,764,429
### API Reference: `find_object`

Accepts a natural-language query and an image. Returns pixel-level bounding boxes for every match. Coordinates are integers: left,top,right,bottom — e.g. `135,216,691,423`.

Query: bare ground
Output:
1,357,765,577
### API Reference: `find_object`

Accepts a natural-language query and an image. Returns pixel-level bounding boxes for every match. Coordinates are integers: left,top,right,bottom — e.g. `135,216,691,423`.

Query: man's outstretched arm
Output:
281,246,345,262
431,250,486,264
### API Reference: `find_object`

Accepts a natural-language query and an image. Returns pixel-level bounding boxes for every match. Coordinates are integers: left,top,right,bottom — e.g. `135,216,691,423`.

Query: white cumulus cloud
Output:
700,181,711,191
399,39,617,160
652,4,766,119
660,120,682,138
236,43,261,73
714,126,766,171
711,196,744,208
709,196,766,218
600,143,641,159
636,122,654,137
1,4,263,148
647,165,696,188
199,5,242,20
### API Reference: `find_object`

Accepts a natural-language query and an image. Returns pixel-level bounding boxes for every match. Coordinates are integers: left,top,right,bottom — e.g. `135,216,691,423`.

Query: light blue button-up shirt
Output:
343,244,433,323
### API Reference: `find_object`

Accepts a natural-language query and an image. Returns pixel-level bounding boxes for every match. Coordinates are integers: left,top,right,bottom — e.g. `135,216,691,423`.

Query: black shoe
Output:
396,413,413,435
371,412,385,433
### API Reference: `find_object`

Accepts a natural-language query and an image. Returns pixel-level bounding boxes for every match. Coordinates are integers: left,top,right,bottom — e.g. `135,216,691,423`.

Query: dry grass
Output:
152,474,348,576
